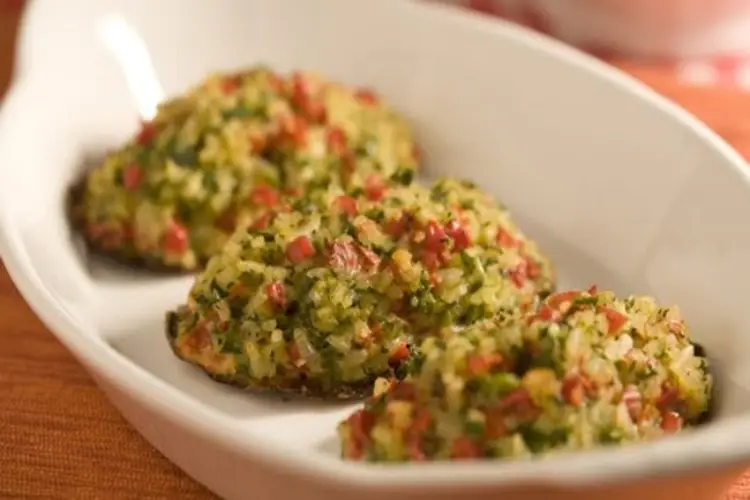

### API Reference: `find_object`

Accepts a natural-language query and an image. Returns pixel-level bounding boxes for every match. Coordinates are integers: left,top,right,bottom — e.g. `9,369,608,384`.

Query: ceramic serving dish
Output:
2,0,750,499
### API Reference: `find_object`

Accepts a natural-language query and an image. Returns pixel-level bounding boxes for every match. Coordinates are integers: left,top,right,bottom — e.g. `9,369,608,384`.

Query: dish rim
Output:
2,0,750,488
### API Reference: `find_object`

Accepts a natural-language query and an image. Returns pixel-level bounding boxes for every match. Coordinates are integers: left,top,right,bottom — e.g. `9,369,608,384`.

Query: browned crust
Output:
67,176,202,274
164,310,378,402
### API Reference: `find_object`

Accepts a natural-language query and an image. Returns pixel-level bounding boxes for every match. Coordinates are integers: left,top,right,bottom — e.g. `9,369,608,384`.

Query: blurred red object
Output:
431,0,750,89
436,0,750,58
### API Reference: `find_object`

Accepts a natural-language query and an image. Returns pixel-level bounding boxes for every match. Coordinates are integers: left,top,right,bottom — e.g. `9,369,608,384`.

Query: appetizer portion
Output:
271,71,419,195
165,178,555,399
338,288,712,461
70,66,419,271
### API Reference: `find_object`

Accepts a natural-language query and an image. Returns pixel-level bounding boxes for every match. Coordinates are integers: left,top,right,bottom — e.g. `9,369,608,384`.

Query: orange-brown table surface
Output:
3,8,750,500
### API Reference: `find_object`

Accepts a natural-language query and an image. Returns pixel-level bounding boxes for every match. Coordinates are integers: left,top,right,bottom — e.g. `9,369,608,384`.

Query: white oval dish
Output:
3,0,750,498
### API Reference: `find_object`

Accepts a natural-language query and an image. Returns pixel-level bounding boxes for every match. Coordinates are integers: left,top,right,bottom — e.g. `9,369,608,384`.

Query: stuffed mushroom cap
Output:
71,66,419,271
166,177,554,398
338,287,712,461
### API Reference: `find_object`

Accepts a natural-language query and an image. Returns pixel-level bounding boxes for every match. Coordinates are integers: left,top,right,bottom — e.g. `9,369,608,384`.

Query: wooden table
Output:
3,8,750,500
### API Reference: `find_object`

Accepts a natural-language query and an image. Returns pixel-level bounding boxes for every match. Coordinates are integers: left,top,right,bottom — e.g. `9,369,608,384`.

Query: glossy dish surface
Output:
2,0,750,498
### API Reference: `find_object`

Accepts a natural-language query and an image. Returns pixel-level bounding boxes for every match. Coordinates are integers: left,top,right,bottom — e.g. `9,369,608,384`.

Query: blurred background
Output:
435,0,750,85
429,0,750,160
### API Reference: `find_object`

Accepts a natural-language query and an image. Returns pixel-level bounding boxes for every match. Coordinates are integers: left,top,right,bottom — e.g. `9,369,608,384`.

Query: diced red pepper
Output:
656,386,681,412
349,409,376,441
345,408,376,460
587,284,599,295
355,88,379,105
538,306,559,322
424,220,447,252
561,374,596,407
364,174,386,201
136,121,156,146
529,304,562,324
508,262,527,288
302,98,326,123
661,411,683,434
390,342,410,363
265,281,287,309
286,343,310,372
278,114,308,147
289,73,325,123
286,235,315,264
184,320,213,352
220,75,242,94
164,220,189,254
122,163,144,191
420,251,441,272
524,256,540,280
290,72,311,101
334,195,358,217
250,212,272,230
326,127,348,155
466,353,503,377
561,376,586,407
496,227,519,248
497,388,539,422
250,184,280,208
602,308,628,334
498,388,532,410
547,290,581,310
445,219,471,252
450,436,482,459
385,214,409,239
